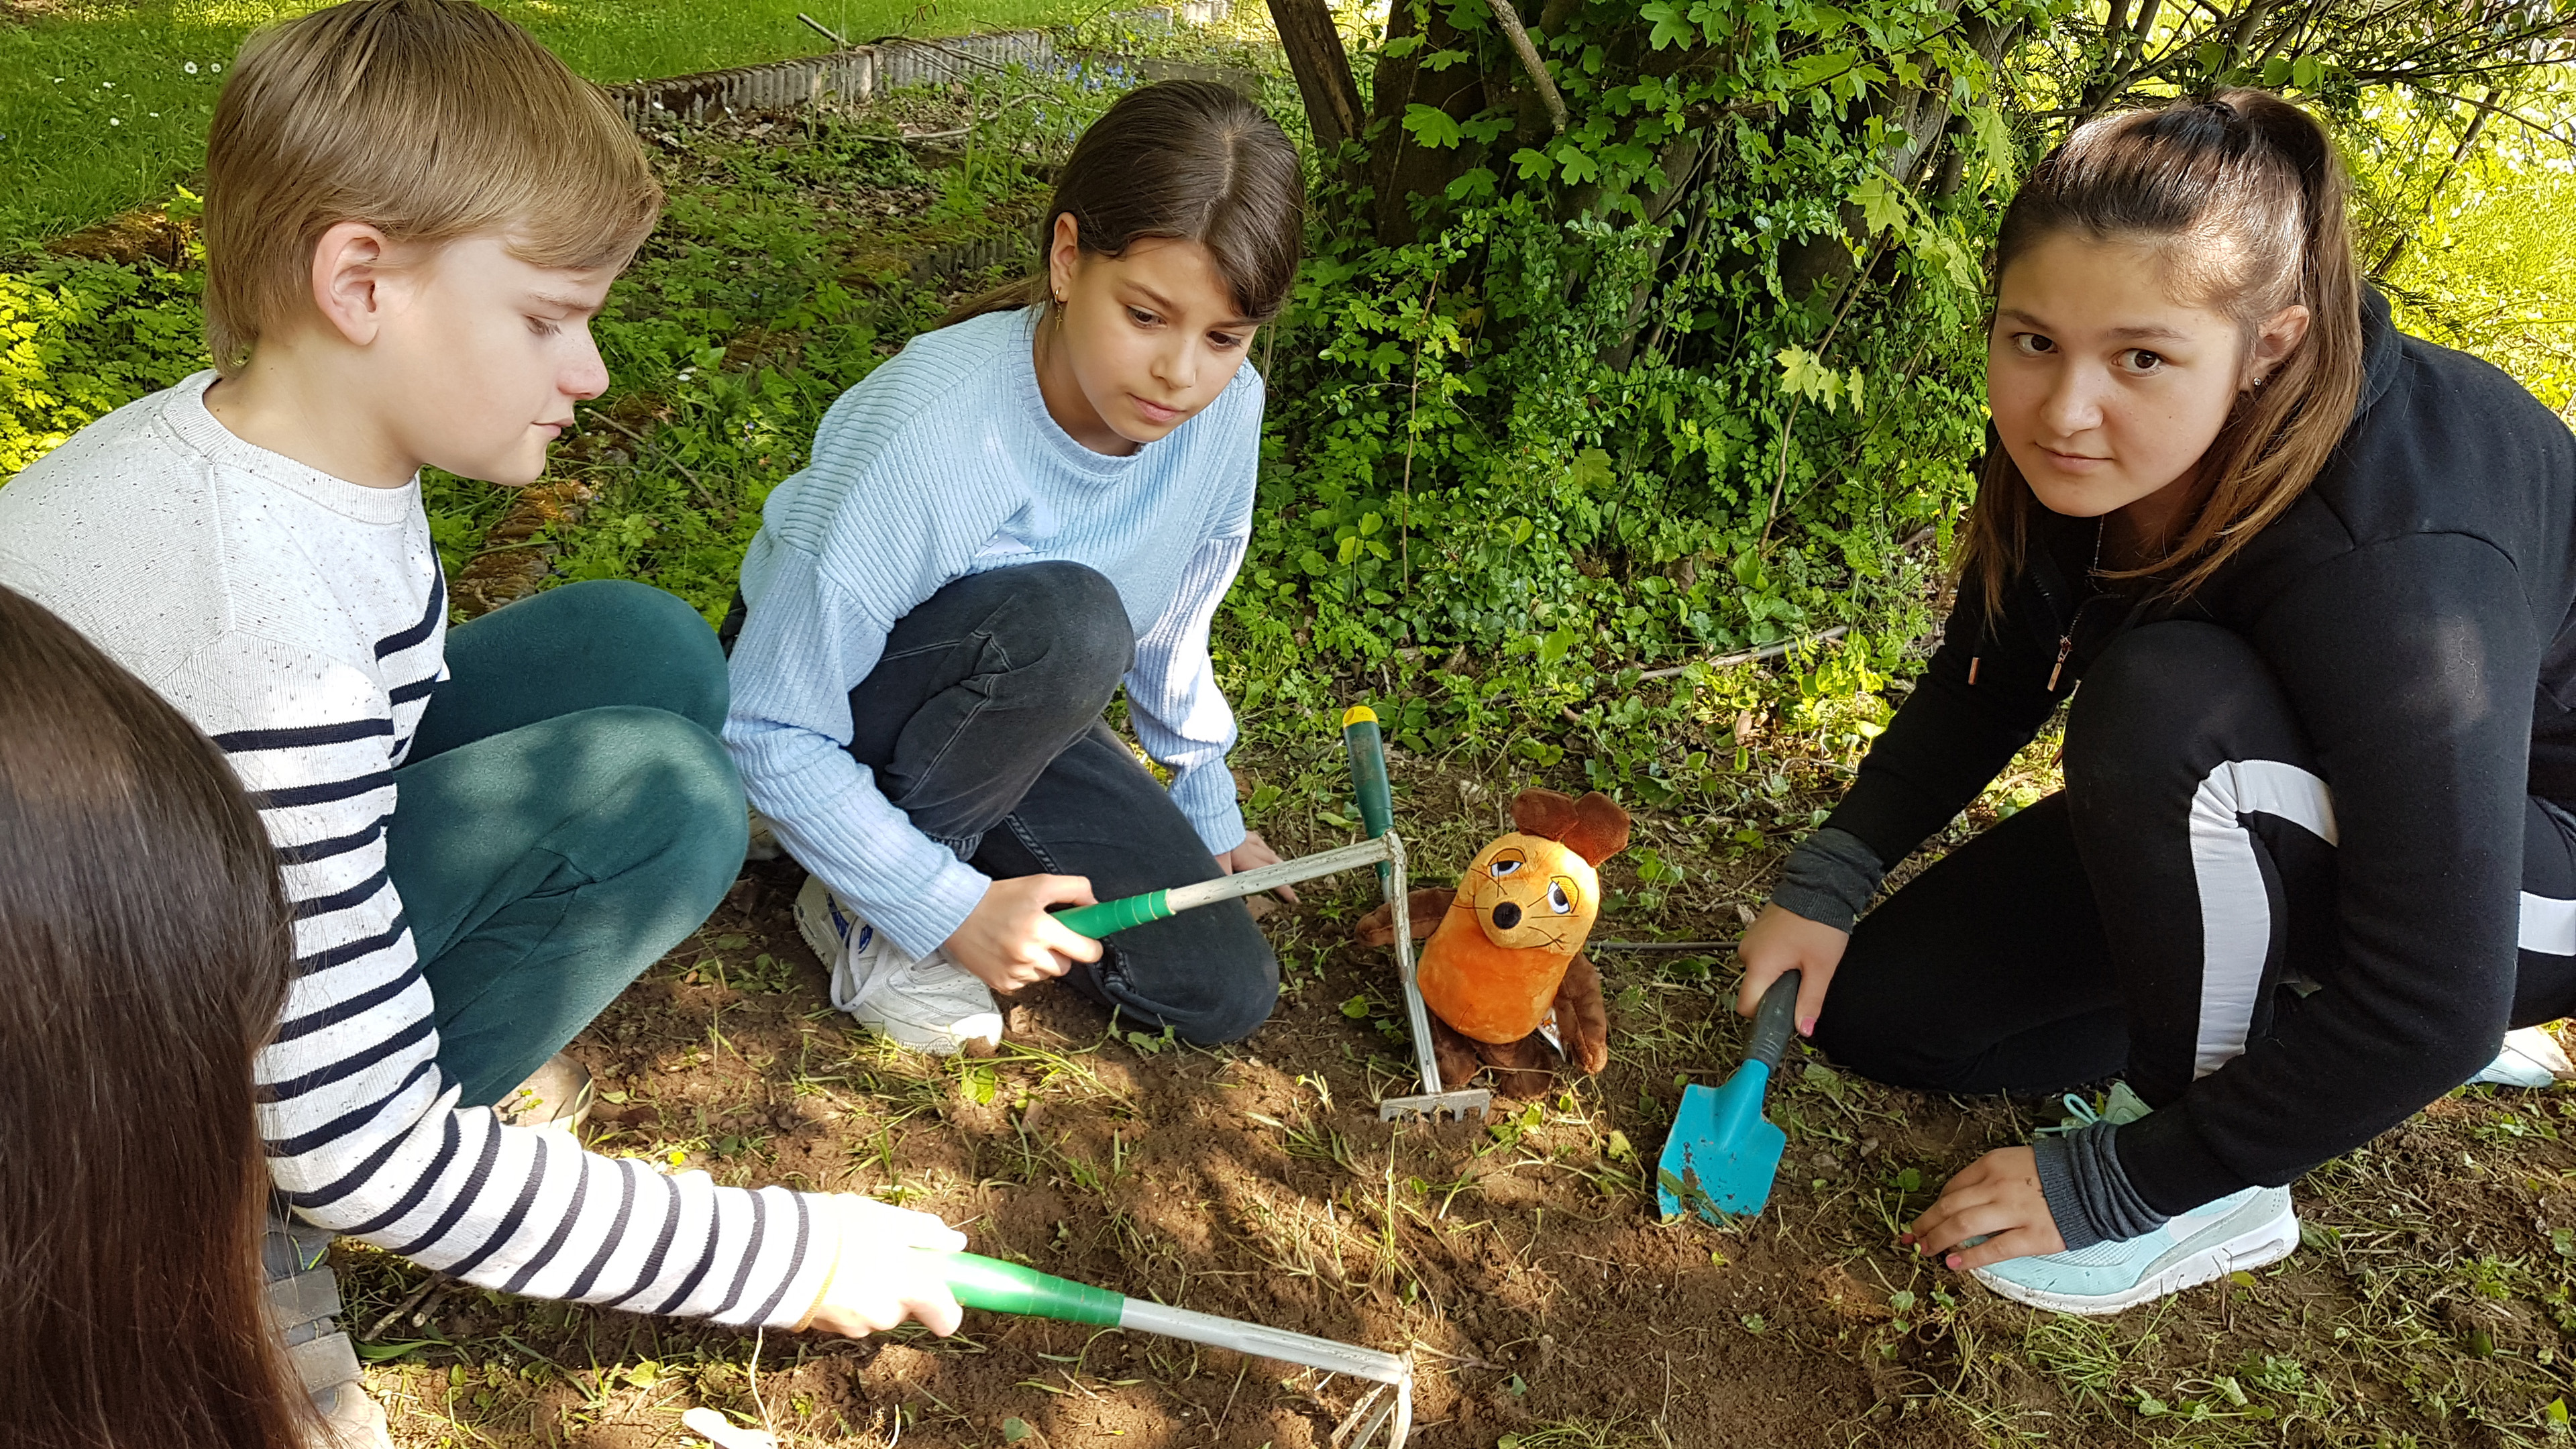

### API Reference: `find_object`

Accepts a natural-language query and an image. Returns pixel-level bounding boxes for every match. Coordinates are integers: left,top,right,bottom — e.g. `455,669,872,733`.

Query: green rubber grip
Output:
1050,889,1174,940
924,1250,1125,1327
1342,706,1393,841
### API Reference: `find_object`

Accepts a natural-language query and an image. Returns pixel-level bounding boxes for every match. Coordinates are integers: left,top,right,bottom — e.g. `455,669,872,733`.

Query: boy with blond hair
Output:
0,1,962,1438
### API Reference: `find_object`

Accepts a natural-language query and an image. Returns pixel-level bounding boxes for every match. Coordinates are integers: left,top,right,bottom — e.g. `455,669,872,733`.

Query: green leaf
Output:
1554,142,1599,185
1510,146,1557,181
1788,50,1858,89
1403,103,1465,150
1003,1419,1035,1443
1849,173,1907,234
2196,41,2229,74
1382,33,1426,56
1341,994,1373,1019
1447,166,1499,202
1966,106,2017,193
1420,46,1472,71
1570,447,1615,489
2544,1397,2569,1428
1641,0,1692,48
2291,54,2323,89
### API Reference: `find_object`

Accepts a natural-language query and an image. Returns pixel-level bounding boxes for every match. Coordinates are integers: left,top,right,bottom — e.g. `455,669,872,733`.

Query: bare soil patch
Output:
347,742,2576,1448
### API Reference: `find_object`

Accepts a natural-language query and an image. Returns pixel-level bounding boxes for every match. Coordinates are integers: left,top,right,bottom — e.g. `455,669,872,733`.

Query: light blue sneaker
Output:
1970,1082,2299,1315
1970,1183,2299,1315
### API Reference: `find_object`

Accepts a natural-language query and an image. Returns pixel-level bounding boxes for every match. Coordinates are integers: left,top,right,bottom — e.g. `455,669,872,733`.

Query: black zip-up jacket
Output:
1821,288,2576,1212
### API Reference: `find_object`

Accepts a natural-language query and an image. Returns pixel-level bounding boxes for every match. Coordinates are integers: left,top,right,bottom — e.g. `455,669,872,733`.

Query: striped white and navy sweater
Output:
0,374,833,1328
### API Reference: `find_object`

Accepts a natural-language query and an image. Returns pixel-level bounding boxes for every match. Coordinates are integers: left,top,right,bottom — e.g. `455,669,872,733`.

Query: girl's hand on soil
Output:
1735,902,1848,1037
1215,828,1299,903
804,1195,970,1338
945,874,1103,991
1904,1146,2066,1271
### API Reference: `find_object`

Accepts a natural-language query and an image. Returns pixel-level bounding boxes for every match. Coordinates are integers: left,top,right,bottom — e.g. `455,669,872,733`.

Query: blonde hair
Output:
1960,89,2364,614
203,0,662,373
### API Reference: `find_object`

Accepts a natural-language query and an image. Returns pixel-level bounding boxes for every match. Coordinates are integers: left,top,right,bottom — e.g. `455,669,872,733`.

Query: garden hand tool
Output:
1657,969,1799,1222
1342,706,1492,1123
921,1250,1412,1447
1049,835,1398,939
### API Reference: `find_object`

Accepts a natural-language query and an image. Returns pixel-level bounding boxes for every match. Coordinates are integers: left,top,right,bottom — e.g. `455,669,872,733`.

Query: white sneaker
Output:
745,806,786,863
795,875,1002,1055
2467,1024,2575,1088
1969,1183,2299,1315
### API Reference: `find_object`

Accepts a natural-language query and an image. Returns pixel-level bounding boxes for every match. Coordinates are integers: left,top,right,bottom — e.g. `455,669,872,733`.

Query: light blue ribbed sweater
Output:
724,307,1260,957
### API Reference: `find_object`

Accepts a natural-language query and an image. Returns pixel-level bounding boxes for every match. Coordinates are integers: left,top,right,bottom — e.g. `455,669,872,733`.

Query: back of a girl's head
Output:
953,79,1305,326
0,588,307,1447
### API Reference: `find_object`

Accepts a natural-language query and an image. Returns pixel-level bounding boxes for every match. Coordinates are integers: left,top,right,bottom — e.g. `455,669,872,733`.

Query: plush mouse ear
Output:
1511,789,1582,841
1558,792,1631,865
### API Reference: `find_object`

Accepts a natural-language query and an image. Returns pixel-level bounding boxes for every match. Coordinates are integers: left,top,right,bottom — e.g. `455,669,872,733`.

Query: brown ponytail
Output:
944,78,1307,328
1960,88,2366,614
0,586,311,1448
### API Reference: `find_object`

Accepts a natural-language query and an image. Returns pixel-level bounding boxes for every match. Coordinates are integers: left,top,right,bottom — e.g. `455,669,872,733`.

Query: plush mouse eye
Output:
1491,858,1521,877
1546,878,1574,914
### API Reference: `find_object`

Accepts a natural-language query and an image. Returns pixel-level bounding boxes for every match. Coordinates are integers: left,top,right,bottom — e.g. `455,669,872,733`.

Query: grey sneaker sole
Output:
1973,1193,2300,1316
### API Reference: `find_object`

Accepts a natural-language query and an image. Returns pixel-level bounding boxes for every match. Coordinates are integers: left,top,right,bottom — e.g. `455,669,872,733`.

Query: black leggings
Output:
1814,623,2576,1194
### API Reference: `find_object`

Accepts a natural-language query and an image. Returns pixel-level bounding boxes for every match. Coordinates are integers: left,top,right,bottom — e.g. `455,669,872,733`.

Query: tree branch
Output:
1485,0,1570,133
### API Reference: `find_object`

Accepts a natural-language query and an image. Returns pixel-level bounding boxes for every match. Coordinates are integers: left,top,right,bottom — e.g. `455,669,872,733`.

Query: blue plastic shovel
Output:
1656,969,1800,1223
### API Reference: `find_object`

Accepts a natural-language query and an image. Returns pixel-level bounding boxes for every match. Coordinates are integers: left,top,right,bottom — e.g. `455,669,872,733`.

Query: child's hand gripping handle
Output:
1049,890,1175,941
922,1250,1125,1326
1747,968,1802,1073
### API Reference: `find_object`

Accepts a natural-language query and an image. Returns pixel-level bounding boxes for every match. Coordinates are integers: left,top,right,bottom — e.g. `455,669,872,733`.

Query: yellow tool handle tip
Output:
1342,705,1377,727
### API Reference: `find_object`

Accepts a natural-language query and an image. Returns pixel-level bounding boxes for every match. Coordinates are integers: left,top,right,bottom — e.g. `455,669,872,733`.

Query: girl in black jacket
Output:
1735,89,2576,1314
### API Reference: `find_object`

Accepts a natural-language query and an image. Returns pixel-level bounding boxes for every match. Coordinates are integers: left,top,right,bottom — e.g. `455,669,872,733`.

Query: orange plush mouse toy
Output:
1360,790,1631,1097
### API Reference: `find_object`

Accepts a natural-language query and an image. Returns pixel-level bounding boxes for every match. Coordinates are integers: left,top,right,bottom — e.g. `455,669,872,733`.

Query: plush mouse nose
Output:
1490,900,1522,930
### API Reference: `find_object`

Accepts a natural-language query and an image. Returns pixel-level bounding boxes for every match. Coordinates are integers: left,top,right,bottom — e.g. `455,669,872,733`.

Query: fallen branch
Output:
1636,625,1850,682
586,410,729,517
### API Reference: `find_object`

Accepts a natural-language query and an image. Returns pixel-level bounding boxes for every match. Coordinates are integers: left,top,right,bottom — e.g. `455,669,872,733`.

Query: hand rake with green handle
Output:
920,1250,1413,1446
1046,706,1490,1122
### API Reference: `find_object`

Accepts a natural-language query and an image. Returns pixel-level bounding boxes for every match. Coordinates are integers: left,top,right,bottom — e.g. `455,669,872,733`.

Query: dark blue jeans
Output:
791,561,1278,1043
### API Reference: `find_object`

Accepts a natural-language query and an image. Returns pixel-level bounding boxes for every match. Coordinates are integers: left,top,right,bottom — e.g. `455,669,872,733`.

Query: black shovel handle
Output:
1747,969,1802,1073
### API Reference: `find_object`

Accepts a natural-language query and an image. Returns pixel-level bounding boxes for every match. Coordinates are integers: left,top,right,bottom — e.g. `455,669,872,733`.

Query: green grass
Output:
0,0,1090,249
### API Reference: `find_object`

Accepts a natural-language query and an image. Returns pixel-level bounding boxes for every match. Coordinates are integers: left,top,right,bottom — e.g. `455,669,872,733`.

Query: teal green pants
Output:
388,580,748,1108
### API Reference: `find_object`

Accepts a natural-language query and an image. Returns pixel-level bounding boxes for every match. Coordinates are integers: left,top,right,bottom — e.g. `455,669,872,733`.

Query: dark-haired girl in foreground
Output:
1736,89,2576,1313
724,80,1306,1054
0,584,316,1447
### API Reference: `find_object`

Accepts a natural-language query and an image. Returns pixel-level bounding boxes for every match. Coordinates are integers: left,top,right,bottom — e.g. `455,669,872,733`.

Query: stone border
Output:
601,17,1263,128
603,30,1062,126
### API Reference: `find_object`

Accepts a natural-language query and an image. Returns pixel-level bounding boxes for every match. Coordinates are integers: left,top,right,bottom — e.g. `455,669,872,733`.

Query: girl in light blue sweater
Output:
722,81,1306,1053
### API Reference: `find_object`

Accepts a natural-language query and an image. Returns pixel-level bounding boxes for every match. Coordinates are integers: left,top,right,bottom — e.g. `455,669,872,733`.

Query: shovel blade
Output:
1654,1068,1788,1223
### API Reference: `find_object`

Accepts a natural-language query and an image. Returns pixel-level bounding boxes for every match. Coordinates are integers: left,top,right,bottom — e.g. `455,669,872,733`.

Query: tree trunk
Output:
1366,1,1493,242
1266,0,1366,150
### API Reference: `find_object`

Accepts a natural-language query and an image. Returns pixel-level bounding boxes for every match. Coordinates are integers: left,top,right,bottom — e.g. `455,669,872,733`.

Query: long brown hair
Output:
1960,88,2365,614
0,587,309,1448
945,79,1306,327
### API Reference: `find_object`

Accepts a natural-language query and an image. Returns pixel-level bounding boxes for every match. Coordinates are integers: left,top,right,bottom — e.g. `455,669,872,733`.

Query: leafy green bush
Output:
0,249,208,476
